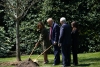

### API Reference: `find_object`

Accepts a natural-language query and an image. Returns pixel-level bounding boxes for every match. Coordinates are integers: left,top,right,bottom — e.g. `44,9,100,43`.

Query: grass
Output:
0,52,100,67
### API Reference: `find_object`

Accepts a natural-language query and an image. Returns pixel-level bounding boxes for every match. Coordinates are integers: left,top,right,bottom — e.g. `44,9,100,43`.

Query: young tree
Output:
0,0,41,61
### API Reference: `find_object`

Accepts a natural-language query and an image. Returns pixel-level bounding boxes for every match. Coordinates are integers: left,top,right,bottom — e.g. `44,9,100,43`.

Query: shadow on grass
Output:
48,60,90,67
76,57,100,67
80,57,100,62
77,64,90,66
39,57,100,66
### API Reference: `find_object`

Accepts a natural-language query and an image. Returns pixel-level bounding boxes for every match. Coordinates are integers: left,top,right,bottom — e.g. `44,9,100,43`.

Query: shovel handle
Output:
28,43,37,58
35,45,53,60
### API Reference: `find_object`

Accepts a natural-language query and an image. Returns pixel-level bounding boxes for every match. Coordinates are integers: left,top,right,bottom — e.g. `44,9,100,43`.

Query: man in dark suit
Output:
47,18,60,65
58,17,72,67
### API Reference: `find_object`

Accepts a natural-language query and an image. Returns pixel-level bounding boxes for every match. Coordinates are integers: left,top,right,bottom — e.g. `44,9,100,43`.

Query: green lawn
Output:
0,52,100,67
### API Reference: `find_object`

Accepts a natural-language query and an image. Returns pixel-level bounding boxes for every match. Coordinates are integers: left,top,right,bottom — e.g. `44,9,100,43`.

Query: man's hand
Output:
54,41,57,45
58,43,61,47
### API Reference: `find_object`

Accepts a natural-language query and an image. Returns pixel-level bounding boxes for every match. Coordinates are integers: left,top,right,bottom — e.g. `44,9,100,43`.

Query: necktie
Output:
49,27,52,40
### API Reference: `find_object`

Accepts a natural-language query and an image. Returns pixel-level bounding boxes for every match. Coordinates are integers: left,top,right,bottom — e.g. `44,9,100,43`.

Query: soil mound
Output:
16,58,39,67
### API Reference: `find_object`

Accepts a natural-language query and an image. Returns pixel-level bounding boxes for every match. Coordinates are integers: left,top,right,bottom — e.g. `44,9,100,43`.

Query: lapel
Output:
52,22,55,31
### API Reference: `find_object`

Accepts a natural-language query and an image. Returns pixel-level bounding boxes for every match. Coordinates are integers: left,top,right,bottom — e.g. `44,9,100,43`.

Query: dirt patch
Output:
16,58,39,67
0,59,39,67
0,61,18,66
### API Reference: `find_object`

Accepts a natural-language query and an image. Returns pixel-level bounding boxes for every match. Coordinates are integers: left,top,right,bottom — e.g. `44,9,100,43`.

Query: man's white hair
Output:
47,18,53,22
60,17,66,22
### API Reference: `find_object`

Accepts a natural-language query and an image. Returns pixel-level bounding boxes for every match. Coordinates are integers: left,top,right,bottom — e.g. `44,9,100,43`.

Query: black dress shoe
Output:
73,63,78,66
62,64,71,67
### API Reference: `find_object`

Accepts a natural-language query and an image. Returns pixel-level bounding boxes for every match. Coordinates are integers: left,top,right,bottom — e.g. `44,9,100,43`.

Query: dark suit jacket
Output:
59,23,72,45
50,22,60,45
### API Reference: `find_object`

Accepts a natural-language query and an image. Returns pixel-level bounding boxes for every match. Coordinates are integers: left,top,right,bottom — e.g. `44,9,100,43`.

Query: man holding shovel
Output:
35,22,51,64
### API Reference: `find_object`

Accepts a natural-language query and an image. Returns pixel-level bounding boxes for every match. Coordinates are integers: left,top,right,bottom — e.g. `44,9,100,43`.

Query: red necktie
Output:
49,27,52,40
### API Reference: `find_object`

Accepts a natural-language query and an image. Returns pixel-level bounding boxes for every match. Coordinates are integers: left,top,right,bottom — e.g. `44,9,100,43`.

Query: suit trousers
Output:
61,44,71,66
53,45,60,64
72,44,78,65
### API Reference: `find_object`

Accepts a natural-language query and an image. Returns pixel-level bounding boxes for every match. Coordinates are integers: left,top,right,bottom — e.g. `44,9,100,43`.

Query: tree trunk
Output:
16,20,21,61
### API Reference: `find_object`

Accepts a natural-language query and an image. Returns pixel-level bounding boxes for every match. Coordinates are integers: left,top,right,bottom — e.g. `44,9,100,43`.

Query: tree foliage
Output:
0,27,12,57
0,0,100,58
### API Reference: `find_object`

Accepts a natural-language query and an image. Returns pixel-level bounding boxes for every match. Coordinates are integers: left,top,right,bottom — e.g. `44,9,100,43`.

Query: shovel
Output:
33,45,53,62
28,43,37,59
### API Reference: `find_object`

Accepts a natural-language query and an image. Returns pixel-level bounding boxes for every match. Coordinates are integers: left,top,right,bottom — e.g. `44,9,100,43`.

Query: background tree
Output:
0,0,41,61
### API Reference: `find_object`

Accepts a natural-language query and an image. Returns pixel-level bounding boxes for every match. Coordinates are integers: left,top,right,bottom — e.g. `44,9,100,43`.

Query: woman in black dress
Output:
36,22,51,64
71,21,79,65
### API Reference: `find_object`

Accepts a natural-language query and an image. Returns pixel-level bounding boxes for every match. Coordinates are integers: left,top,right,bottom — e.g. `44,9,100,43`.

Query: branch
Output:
17,0,41,21
0,0,6,8
17,0,25,12
6,0,16,9
5,11,17,20
0,0,16,9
